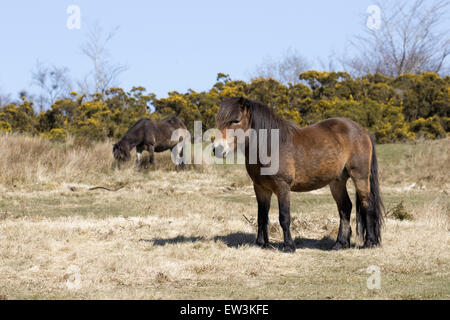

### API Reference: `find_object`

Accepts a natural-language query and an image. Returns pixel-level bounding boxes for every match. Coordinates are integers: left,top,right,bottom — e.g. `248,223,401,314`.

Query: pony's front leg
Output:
254,184,272,248
276,184,295,253
135,145,144,167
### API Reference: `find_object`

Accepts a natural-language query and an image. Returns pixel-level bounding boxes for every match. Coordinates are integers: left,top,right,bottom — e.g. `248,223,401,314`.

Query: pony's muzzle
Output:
212,137,232,158
212,145,226,158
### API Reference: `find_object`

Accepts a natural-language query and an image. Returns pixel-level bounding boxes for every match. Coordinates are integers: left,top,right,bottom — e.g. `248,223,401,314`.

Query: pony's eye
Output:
231,120,241,124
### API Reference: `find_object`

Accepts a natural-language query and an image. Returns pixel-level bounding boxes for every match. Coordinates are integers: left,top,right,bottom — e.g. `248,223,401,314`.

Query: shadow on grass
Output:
140,232,336,251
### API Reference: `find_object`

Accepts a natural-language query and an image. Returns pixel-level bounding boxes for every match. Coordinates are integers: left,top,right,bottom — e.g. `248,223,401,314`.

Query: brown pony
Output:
113,116,187,169
213,97,384,252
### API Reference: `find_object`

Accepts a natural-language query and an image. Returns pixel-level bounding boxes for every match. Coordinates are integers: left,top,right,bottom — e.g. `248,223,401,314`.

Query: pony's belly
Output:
154,141,176,152
290,180,330,192
290,153,346,192
154,145,170,152
290,168,341,192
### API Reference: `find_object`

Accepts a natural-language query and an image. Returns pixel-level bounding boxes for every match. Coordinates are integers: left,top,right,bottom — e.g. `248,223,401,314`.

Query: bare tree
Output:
318,50,340,73
79,23,127,95
0,88,11,107
250,48,311,84
31,61,72,111
342,0,450,77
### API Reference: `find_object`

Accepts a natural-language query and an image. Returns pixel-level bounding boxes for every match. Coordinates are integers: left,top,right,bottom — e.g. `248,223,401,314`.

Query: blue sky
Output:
0,0,391,99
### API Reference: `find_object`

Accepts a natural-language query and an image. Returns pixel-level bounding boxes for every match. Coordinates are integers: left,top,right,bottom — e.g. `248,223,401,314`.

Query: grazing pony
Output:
213,97,384,252
113,116,187,169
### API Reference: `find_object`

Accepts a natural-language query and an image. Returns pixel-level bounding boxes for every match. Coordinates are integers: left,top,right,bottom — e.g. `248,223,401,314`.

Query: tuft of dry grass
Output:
387,201,414,221
0,134,448,299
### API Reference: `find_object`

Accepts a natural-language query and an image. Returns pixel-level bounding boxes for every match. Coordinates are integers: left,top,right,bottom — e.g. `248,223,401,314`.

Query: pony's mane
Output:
118,118,152,142
247,99,298,142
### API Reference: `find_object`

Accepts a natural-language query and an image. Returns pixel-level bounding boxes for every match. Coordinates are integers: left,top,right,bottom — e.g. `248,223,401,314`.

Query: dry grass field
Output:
0,134,448,299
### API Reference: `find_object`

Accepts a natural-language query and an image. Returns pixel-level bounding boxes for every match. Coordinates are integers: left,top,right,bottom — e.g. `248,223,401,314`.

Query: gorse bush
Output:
410,116,447,139
0,72,448,143
40,128,67,142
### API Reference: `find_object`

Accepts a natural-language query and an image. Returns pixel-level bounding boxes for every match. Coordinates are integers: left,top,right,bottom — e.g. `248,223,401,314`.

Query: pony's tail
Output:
356,135,384,246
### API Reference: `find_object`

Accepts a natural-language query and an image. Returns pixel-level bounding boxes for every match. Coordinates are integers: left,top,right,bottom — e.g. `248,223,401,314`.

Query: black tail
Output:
356,135,384,246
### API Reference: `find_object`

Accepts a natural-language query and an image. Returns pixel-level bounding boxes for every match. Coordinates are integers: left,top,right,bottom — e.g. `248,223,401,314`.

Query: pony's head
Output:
213,97,252,158
113,141,131,162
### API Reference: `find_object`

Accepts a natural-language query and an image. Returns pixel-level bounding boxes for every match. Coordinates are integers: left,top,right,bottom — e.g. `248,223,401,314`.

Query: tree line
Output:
0,71,448,144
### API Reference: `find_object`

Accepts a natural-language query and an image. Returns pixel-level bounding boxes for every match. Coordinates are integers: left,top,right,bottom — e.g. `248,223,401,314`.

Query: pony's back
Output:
126,117,153,134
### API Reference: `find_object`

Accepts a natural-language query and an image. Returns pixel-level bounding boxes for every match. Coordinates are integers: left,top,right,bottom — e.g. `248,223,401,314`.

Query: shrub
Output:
40,128,68,142
0,121,11,133
411,116,446,139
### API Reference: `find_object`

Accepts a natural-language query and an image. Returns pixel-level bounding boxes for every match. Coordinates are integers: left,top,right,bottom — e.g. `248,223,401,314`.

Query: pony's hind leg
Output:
135,144,144,167
253,184,272,248
276,183,295,253
348,135,383,248
329,179,352,250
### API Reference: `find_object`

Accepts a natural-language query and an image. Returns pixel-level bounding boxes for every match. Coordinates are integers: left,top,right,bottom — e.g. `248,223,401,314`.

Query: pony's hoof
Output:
255,239,264,247
256,239,268,248
362,240,380,249
331,241,350,250
281,243,296,253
